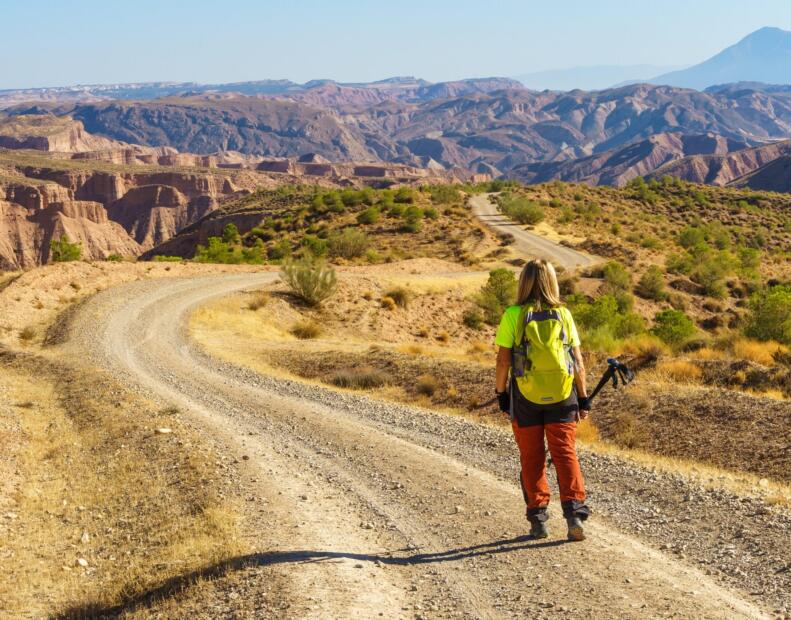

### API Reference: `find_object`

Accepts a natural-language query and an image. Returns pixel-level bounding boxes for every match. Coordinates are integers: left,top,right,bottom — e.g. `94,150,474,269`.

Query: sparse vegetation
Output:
416,374,440,396
49,235,82,263
744,285,791,345
498,194,545,225
291,321,322,339
280,255,338,306
247,292,270,311
384,287,410,308
651,309,697,346
328,228,370,259
330,366,389,389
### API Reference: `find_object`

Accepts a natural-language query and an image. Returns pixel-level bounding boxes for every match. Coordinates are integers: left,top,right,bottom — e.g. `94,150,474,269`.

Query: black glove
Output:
578,396,592,412
497,390,510,413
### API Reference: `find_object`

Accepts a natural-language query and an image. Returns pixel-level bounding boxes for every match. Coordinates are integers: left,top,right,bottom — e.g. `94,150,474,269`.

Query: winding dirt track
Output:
61,272,769,619
469,194,596,269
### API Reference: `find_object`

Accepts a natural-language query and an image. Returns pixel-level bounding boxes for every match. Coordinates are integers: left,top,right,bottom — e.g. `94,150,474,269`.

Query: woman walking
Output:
494,259,590,541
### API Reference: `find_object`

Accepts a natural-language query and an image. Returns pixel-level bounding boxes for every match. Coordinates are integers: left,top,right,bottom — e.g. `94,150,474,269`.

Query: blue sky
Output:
2,0,791,89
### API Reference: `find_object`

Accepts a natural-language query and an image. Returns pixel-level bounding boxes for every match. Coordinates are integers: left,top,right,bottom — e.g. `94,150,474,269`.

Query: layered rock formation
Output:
649,139,791,187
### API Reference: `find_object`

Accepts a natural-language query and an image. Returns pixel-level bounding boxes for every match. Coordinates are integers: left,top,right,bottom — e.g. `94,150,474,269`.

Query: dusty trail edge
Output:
55,270,774,619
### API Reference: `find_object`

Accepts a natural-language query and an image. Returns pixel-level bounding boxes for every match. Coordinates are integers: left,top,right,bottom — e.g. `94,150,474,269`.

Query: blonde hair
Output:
517,259,562,309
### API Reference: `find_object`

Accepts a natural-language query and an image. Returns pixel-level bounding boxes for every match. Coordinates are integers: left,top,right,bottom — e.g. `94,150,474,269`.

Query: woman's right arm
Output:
496,346,511,393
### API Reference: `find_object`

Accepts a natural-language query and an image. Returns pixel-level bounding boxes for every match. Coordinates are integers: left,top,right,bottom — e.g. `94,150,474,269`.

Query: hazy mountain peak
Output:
650,27,791,90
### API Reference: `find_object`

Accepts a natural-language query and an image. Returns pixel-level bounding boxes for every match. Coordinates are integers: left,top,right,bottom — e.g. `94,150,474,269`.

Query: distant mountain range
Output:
3,28,791,191
650,27,791,90
515,65,681,91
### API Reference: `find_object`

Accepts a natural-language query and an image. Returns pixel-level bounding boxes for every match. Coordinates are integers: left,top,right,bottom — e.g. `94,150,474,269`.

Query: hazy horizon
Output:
2,0,791,90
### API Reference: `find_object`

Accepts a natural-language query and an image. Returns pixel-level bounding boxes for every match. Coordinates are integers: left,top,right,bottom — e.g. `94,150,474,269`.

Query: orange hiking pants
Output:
512,420,587,517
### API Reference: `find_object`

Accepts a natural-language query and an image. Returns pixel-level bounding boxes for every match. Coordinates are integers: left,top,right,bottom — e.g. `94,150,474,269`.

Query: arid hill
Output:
0,117,476,268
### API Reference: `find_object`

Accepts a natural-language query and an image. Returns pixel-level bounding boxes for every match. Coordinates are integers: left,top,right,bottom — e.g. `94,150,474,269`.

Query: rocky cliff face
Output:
649,139,791,186
508,133,750,186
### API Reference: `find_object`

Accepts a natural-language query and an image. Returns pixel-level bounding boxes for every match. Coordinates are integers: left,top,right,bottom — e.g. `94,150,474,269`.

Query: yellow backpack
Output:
512,305,575,404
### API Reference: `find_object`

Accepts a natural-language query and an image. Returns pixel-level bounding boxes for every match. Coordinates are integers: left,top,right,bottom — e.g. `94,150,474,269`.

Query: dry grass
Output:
576,418,600,443
329,366,389,389
291,321,322,340
246,291,270,311
416,374,440,396
380,296,397,311
653,359,703,383
383,287,410,308
18,326,36,342
0,355,244,617
731,338,785,366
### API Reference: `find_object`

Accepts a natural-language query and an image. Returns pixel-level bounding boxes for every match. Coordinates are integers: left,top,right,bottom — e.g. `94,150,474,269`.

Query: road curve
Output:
470,193,597,269
63,274,767,619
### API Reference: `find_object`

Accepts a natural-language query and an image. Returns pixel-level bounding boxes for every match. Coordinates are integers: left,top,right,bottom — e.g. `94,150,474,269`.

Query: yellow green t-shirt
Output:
494,305,580,349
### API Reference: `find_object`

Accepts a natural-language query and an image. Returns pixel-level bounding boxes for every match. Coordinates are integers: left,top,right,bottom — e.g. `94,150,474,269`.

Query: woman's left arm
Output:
496,346,511,393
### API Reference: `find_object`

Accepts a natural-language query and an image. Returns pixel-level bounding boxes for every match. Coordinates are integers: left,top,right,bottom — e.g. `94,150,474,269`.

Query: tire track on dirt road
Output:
61,273,767,619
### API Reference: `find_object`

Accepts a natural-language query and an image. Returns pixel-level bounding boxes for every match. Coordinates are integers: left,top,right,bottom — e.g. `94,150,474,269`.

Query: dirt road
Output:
469,193,597,269
59,272,775,618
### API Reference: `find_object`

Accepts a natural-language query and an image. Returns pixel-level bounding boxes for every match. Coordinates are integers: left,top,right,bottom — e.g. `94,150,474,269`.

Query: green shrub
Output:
301,235,328,258
195,237,241,264
267,239,292,261
476,269,517,325
280,256,338,307
666,252,693,275
601,261,631,293
388,204,406,218
743,285,791,345
328,228,370,259
636,265,667,300
356,206,381,225
49,235,82,262
650,309,696,346
394,187,415,204
499,196,545,225
152,255,183,262
222,223,240,244
424,207,439,220
400,219,422,233
429,185,461,204
106,253,124,262
462,309,484,329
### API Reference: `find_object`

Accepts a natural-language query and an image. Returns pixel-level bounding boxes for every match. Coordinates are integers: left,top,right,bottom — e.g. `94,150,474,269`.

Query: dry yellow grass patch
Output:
576,418,599,443
691,347,728,361
0,356,244,617
652,359,703,383
731,338,786,366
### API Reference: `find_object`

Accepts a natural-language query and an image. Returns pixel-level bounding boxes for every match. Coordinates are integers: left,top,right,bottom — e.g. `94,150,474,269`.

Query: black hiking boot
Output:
529,519,549,539
566,516,585,541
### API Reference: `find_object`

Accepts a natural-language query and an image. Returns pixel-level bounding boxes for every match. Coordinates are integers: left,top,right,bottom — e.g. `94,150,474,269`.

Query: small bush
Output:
416,374,440,396
384,287,410,308
247,292,270,311
19,327,36,342
280,256,338,307
429,185,461,204
291,321,322,339
463,309,484,329
601,261,631,293
153,255,183,262
49,235,82,262
499,195,544,225
650,309,696,346
381,296,397,311
356,207,381,225
106,253,124,262
394,187,415,204
636,265,667,300
330,367,388,389
743,285,791,345
328,228,370,259
476,268,517,325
